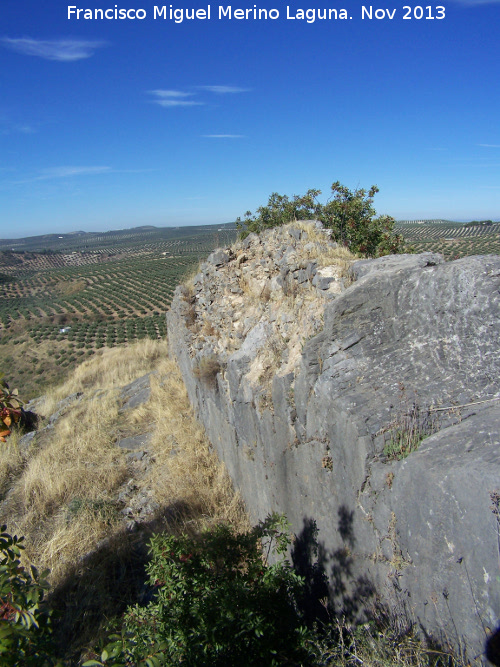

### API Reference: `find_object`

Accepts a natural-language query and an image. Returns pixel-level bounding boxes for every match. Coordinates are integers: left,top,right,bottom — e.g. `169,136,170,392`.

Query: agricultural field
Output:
395,220,500,260
0,224,238,398
1,219,498,399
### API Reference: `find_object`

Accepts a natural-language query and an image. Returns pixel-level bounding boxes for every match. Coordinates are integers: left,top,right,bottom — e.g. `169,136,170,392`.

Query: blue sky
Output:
1,0,499,238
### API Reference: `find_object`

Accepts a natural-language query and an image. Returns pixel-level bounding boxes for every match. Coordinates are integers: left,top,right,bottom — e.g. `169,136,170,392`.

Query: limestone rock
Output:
167,222,500,662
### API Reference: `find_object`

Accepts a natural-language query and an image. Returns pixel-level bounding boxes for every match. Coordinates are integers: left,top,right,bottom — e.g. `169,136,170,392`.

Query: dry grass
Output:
0,337,247,660
296,220,358,274
201,316,219,338
310,615,457,667
2,380,129,581
54,279,88,297
38,337,167,417
192,354,222,387
148,359,247,533
295,220,329,243
0,430,23,499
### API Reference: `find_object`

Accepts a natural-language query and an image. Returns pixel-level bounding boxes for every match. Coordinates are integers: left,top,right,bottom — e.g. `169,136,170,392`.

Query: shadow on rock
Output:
486,625,500,666
291,516,330,624
292,506,376,626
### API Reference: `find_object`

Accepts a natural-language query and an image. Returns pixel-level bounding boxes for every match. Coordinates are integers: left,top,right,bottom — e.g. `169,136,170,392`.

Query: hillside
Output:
0,338,247,661
2,219,500,665
394,220,500,259
0,225,237,399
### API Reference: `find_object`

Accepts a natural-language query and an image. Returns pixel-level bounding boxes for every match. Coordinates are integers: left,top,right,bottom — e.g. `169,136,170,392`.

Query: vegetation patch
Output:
85,514,311,667
236,182,406,257
193,354,222,387
0,338,248,662
380,393,440,461
0,526,54,666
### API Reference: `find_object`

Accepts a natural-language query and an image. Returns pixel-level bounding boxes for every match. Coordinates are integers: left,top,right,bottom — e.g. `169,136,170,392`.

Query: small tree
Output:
237,182,405,257
318,182,405,257
236,189,320,236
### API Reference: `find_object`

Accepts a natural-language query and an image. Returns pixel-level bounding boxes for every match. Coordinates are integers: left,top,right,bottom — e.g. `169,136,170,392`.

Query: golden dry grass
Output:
147,362,246,532
38,337,168,416
0,337,247,659
0,430,23,499
296,220,358,272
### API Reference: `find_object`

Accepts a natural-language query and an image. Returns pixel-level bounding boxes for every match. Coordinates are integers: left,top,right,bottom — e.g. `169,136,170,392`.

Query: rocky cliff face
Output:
166,222,500,662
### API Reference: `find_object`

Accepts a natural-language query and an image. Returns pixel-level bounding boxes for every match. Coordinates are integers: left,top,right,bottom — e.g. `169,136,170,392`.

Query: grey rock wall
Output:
166,227,500,663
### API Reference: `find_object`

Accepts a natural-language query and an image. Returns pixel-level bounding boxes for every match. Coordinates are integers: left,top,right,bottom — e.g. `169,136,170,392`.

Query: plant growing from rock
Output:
193,354,222,388
380,395,439,461
237,182,406,257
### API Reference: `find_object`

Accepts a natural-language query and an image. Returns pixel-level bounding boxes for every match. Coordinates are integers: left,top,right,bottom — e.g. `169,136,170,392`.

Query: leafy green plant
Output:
319,183,405,257
236,189,321,237
0,526,56,666
0,379,24,442
236,182,406,257
84,514,311,667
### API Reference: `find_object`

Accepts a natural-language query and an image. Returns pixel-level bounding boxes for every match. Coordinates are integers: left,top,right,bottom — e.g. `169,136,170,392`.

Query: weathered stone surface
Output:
46,392,84,427
116,432,153,451
365,405,500,655
18,430,36,456
167,223,500,662
120,373,154,411
208,249,230,266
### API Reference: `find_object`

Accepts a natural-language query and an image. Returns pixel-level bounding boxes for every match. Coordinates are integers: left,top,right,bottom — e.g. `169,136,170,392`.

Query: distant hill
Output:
0,222,238,254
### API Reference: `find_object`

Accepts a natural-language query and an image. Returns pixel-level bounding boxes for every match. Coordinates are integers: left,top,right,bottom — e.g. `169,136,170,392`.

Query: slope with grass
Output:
0,225,236,399
1,341,465,667
0,338,247,662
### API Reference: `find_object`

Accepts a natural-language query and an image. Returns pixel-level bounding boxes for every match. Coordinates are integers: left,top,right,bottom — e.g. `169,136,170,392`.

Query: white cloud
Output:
5,165,111,186
149,90,203,107
0,122,37,136
154,100,203,107
1,37,106,61
36,166,111,180
150,90,194,99
202,134,245,138
199,86,251,94
15,124,36,134
478,144,500,148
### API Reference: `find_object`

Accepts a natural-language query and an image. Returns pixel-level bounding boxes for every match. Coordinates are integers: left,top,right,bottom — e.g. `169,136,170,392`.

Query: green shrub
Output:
236,182,406,258
0,526,56,666
85,514,310,667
